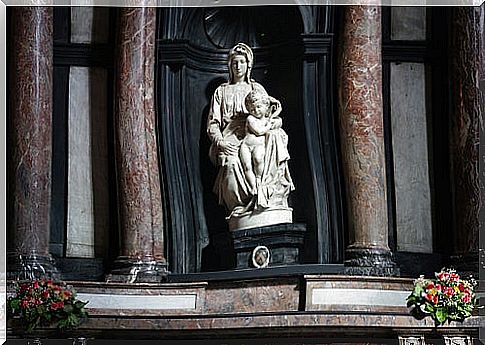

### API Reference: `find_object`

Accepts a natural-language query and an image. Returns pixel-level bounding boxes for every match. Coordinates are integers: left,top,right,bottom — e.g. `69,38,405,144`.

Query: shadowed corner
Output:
0,1,6,345
480,248,485,344
480,2,485,333
477,288,485,345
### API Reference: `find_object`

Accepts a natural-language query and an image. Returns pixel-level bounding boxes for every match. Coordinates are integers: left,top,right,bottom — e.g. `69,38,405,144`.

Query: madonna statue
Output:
207,42,294,231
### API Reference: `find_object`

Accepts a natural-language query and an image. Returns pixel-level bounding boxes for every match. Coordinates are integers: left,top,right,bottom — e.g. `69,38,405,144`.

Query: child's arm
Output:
269,97,282,117
247,116,272,136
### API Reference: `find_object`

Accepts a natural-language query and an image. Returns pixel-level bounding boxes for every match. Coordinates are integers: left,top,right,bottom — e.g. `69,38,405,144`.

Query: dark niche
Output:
156,6,344,274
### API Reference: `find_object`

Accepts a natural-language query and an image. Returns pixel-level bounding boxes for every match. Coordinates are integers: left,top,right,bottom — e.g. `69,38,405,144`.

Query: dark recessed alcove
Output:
157,6,344,274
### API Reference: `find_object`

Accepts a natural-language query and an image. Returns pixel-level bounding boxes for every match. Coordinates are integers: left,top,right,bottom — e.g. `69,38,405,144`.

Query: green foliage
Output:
7,279,89,333
406,268,477,326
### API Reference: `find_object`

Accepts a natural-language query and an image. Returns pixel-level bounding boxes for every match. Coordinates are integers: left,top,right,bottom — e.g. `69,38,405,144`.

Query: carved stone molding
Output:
157,39,304,71
344,247,398,276
443,336,472,345
398,335,425,345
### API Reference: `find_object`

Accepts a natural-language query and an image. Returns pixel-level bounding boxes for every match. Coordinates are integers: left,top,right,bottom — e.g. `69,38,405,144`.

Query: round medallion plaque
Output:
252,245,270,268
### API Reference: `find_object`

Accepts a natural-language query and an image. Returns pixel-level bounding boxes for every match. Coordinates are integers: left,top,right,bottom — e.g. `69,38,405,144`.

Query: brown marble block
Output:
305,275,412,314
6,278,480,339
448,7,483,274
26,314,480,340
337,6,397,276
8,7,59,279
204,278,300,314
108,7,167,282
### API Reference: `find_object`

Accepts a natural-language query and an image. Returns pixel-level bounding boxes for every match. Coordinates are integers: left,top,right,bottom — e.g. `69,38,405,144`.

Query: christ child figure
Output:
239,90,282,195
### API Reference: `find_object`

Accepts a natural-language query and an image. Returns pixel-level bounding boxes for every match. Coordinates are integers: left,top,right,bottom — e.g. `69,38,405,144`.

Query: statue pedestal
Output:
231,223,306,269
228,208,293,231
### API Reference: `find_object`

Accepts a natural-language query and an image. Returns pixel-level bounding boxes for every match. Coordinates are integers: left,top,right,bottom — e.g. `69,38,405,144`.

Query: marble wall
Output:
71,7,109,44
19,276,476,340
391,7,426,41
65,8,111,258
389,9,433,254
66,67,109,258
390,63,433,253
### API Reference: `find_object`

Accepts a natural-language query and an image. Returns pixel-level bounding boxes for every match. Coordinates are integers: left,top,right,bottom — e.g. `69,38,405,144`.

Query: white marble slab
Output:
78,293,197,310
311,288,409,307
391,7,426,41
391,62,433,253
71,7,109,44
67,67,109,258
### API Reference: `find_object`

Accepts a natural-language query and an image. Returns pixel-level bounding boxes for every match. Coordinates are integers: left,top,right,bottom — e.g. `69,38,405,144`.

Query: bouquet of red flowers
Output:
407,268,477,325
7,279,88,332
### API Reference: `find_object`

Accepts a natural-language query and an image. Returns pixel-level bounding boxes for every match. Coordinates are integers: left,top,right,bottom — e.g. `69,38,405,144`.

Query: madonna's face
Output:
231,55,248,80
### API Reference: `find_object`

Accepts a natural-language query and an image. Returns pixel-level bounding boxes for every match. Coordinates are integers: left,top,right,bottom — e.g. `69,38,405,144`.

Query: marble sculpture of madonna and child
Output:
207,42,295,231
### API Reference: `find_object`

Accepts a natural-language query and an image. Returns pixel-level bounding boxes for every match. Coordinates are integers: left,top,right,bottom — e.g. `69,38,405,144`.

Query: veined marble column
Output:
8,7,59,280
449,6,483,274
107,7,167,282
338,6,397,276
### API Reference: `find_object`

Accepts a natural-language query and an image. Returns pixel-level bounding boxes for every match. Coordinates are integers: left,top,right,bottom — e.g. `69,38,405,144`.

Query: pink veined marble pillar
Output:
338,6,397,276
107,7,167,282
449,6,483,274
8,7,59,280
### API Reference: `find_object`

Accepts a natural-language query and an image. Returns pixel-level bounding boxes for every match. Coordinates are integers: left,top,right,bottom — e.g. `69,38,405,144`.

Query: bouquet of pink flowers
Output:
407,268,477,325
7,279,88,332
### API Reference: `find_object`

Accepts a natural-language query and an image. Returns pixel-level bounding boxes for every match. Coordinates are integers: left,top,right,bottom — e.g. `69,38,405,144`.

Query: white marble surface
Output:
391,7,426,41
67,67,109,258
71,7,109,44
391,63,433,253
77,293,197,310
228,208,292,231
311,288,409,306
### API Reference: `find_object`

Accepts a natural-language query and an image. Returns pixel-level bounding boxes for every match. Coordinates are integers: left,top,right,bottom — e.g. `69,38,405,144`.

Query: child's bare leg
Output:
253,145,266,182
239,144,257,193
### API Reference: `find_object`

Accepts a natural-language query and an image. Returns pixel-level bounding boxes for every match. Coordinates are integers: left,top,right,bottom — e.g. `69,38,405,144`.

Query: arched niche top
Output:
179,7,304,49
202,7,303,48
159,6,333,44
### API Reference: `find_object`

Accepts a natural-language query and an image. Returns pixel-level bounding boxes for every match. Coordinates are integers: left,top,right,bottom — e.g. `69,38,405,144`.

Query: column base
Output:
106,257,168,283
344,247,399,276
7,252,60,281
